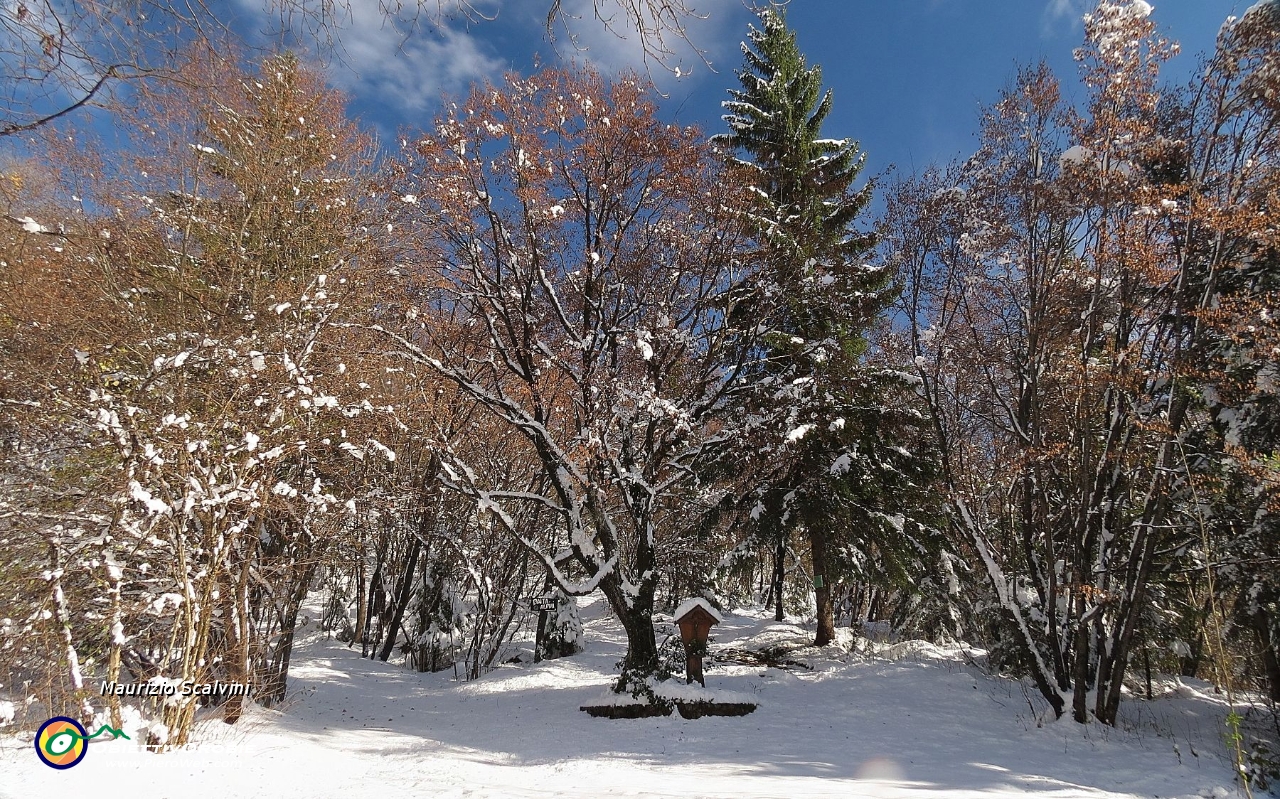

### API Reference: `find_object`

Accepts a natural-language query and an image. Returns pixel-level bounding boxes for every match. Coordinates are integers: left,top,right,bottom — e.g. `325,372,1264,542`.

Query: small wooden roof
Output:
673,597,723,626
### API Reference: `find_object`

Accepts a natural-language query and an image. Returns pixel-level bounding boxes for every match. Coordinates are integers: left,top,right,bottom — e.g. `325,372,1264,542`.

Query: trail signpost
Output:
530,597,557,613
531,595,556,662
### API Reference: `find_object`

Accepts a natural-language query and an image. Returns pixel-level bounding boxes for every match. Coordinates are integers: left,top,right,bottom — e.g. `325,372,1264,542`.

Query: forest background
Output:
1,0,1278,791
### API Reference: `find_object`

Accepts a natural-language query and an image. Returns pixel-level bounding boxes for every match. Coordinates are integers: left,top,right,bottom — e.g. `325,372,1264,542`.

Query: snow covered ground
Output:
0,595,1253,798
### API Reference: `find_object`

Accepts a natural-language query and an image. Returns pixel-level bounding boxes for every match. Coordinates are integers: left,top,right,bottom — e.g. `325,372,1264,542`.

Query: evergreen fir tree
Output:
717,7,940,644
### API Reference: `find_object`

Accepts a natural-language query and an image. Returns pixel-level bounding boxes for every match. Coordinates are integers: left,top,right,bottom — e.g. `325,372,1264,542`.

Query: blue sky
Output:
232,1,1249,176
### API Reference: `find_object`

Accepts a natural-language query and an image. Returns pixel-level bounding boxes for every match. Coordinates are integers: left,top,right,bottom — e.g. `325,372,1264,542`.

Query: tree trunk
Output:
223,543,254,724
48,541,93,723
809,528,835,646
483,550,528,670
362,539,387,658
1071,580,1092,723
379,456,441,663
1256,605,1280,703
104,555,124,730
600,576,658,694
352,554,367,649
1180,592,1213,677
771,535,786,622
260,562,315,706
534,573,553,663
378,535,422,662
1095,506,1161,726
615,608,658,692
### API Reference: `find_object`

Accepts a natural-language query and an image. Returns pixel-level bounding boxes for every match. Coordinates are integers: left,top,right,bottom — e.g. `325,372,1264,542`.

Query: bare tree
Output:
372,66,761,695
887,1,1280,727
0,0,719,139
0,50,379,744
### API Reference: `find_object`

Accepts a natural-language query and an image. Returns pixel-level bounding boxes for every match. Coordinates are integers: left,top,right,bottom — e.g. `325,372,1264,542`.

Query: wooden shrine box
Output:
673,598,723,686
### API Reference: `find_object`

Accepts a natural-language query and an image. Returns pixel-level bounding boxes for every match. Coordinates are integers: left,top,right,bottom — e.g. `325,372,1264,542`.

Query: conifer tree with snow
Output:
716,7,940,645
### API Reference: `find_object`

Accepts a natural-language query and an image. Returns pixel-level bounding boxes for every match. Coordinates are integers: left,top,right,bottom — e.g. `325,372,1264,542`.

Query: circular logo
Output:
35,716,88,769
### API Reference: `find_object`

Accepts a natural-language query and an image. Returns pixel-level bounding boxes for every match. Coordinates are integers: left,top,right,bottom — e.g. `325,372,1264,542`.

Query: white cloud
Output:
233,0,747,111
237,0,505,112
551,0,746,87
327,8,505,111
1041,0,1089,36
